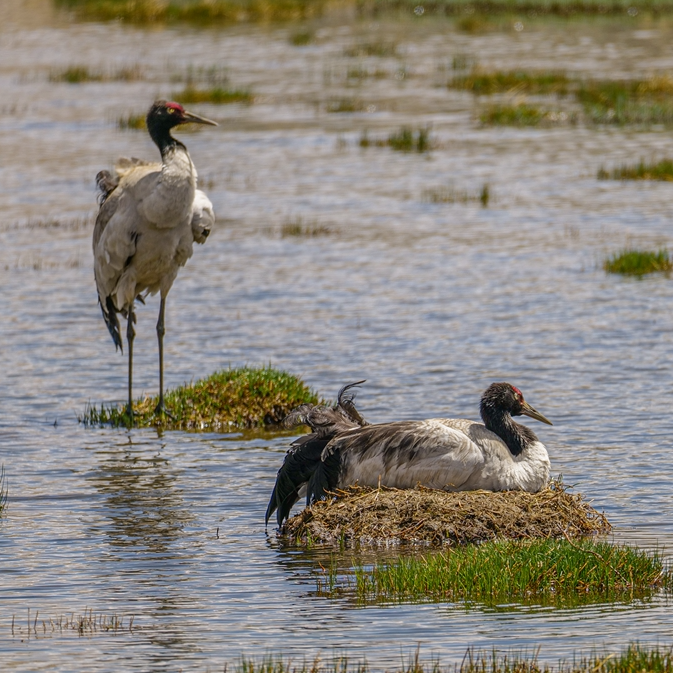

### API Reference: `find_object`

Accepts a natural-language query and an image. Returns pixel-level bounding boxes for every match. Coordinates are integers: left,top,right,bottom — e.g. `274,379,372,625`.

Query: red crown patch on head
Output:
512,386,523,398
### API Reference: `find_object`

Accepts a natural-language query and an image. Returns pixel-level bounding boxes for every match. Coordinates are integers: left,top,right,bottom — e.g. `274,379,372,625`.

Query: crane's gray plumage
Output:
267,382,553,526
93,100,217,420
265,381,369,527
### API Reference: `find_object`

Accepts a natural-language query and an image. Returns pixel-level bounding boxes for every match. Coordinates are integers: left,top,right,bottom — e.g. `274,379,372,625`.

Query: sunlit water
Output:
2,2,673,669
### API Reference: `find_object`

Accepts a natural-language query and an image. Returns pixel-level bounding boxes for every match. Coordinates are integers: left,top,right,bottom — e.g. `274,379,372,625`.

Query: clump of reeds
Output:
172,84,253,105
281,482,611,546
603,249,672,276
117,113,146,130
289,29,313,46
343,40,398,58
324,537,669,605
480,104,575,126
48,64,143,83
360,127,431,152
12,608,135,638
451,69,570,95
325,97,366,113
0,466,7,518
81,366,320,430
237,643,673,673
422,183,490,206
56,0,327,24
577,77,673,125
281,217,335,237
598,159,673,181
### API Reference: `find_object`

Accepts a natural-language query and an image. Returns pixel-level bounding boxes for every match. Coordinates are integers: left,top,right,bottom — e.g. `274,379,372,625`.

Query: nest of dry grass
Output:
281,482,611,547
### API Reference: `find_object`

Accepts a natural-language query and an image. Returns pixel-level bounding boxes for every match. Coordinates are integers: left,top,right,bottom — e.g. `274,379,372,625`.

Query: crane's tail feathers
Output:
337,379,369,427
100,296,123,352
265,436,328,527
95,170,119,206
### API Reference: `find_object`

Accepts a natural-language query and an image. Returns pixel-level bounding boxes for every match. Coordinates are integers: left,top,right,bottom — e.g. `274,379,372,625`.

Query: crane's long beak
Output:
521,401,553,426
183,110,218,126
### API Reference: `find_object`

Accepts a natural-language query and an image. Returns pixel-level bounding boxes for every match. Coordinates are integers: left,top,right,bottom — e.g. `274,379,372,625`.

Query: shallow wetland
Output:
3,0,673,670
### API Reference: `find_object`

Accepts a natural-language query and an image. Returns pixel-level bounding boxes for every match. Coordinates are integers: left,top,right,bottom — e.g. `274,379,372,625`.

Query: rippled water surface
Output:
2,1,673,669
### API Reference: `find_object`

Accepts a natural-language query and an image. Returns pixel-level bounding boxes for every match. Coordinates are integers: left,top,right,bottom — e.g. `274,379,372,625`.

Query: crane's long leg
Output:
126,303,136,427
154,296,172,418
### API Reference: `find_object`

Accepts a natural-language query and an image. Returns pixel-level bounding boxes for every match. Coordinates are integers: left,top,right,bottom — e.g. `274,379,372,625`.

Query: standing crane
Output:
266,382,553,526
93,100,217,423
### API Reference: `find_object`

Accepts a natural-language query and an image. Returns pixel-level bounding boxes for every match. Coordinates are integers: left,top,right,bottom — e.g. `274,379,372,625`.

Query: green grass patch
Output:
234,644,673,673
480,103,576,126
117,113,146,130
343,40,398,58
423,183,490,206
360,126,431,152
49,64,143,83
577,76,673,125
289,29,313,45
325,97,366,113
172,85,253,105
55,0,328,23
604,249,672,276
319,538,670,605
81,366,320,430
451,69,570,95
281,217,335,237
598,158,673,181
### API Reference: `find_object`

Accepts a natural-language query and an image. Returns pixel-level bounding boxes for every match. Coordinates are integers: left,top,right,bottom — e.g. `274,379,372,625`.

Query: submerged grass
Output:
281,217,335,237
0,466,7,518
48,64,143,83
323,538,670,604
81,366,320,430
479,103,576,126
451,70,570,95
238,644,673,673
603,249,672,276
172,84,253,105
598,158,673,181
55,0,328,23
360,127,431,152
422,183,490,206
117,113,146,130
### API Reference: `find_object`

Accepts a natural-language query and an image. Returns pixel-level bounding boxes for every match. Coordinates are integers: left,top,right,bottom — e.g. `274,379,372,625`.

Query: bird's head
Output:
146,100,217,140
480,382,553,426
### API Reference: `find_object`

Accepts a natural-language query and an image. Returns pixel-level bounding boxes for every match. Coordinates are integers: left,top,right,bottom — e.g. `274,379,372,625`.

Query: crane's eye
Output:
167,108,175,114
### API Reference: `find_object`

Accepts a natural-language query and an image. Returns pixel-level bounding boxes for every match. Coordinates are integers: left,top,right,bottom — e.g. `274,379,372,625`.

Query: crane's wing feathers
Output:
191,189,214,244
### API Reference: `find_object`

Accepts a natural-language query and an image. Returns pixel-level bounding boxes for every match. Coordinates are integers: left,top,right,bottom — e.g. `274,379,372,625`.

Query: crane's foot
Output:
153,399,174,421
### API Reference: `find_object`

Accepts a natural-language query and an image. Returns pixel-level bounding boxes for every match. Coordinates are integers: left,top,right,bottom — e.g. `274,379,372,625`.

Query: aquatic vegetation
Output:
117,113,146,130
317,538,669,604
238,644,673,673
172,85,253,105
577,77,673,125
598,158,673,181
423,183,490,206
0,466,7,518
281,217,335,237
48,64,143,83
451,69,570,95
55,0,328,23
289,29,313,45
603,249,672,276
81,366,320,430
325,97,366,113
343,40,398,58
11,608,135,638
480,104,575,126
360,126,431,152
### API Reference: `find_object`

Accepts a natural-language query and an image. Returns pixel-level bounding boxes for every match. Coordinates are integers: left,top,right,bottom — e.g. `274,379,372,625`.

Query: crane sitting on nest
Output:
265,381,553,527
93,100,217,423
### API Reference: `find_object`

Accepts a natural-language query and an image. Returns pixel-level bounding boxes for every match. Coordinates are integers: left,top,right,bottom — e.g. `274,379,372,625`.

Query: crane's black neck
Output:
481,407,539,456
148,123,186,157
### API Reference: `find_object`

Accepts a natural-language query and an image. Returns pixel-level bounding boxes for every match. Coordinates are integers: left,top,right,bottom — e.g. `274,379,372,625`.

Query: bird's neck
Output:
149,126,186,157
483,410,538,456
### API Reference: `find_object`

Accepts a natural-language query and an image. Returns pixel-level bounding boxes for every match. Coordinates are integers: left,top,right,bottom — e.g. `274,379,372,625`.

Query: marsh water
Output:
2,1,673,669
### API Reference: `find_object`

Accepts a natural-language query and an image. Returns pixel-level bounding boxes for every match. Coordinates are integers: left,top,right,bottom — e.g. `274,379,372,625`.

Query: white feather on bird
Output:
92,100,217,421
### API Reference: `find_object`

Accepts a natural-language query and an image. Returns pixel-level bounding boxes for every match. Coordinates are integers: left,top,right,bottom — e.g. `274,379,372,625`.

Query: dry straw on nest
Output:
281,482,611,546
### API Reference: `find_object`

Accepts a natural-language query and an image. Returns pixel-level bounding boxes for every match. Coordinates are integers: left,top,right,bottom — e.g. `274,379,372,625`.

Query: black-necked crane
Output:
266,382,553,526
93,100,217,422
